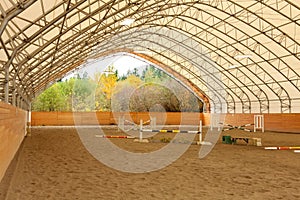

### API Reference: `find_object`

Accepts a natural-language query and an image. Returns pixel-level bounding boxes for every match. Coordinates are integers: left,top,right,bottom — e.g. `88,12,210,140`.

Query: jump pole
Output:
118,116,156,132
118,116,139,132
140,120,209,145
135,119,150,143
95,135,135,139
221,123,254,132
264,146,300,150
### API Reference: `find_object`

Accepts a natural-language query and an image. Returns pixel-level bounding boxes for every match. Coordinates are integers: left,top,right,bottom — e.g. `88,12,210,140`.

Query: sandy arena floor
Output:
0,126,299,200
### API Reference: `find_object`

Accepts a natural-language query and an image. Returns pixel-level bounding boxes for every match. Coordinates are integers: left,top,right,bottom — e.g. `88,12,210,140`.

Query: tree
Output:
72,78,96,111
32,83,65,111
94,71,118,111
58,78,75,111
111,75,143,112
165,79,203,112
129,83,180,112
32,64,204,112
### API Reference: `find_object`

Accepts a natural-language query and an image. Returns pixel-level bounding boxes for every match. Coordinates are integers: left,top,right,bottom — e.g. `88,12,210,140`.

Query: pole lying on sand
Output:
142,129,201,134
95,135,135,139
264,146,300,150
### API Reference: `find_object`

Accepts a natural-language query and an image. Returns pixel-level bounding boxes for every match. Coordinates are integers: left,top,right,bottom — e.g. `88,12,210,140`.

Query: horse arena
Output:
1,1,300,199
0,124,299,200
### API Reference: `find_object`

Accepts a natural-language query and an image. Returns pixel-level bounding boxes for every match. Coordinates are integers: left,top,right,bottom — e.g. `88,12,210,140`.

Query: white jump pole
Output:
120,116,156,133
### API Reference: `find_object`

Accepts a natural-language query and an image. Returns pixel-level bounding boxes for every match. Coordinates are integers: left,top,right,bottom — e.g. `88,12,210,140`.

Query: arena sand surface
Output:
0,126,299,200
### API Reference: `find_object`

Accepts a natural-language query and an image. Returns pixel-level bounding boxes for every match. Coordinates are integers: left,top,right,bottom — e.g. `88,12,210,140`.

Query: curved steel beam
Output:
0,0,299,114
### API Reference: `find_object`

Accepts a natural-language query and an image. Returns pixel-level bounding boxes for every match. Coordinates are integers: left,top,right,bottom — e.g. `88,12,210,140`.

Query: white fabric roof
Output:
0,0,300,113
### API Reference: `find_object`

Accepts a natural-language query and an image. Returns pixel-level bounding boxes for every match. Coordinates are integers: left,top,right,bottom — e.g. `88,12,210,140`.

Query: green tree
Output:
32,83,65,111
72,78,96,111
58,78,75,111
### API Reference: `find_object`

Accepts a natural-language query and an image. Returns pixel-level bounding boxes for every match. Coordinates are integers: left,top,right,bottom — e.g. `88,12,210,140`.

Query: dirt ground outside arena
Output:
0,126,299,200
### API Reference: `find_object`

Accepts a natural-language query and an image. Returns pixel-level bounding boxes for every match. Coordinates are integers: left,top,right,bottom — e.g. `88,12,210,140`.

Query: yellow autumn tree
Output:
94,67,118,111
100,73,118,100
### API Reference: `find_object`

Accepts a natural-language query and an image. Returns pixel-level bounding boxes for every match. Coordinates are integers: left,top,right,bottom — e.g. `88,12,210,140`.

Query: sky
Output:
63,55,149,80
113,55,149,75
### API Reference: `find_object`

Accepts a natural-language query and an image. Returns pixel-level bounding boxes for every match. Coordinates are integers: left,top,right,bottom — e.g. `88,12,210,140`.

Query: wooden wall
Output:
31,112,300,133
0,101,27,182
31,112,203,126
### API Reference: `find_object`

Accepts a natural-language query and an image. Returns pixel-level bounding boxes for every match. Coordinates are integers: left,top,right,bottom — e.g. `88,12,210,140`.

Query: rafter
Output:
0,0,299,113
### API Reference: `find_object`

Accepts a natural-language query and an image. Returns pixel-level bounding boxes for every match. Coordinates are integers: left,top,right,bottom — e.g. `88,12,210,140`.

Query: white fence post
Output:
139,119,143,142
199,120,202,144
254,115,264,132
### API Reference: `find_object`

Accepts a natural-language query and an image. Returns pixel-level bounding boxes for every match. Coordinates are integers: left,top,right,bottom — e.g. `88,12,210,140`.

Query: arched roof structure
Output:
0,0,299,113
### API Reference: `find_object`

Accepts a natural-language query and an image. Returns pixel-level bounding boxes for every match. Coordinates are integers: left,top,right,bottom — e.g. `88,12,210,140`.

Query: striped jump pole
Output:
142,129,201,134
222,123,254,132
95,135,135,139
139,120,205,144
264,146,300,150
